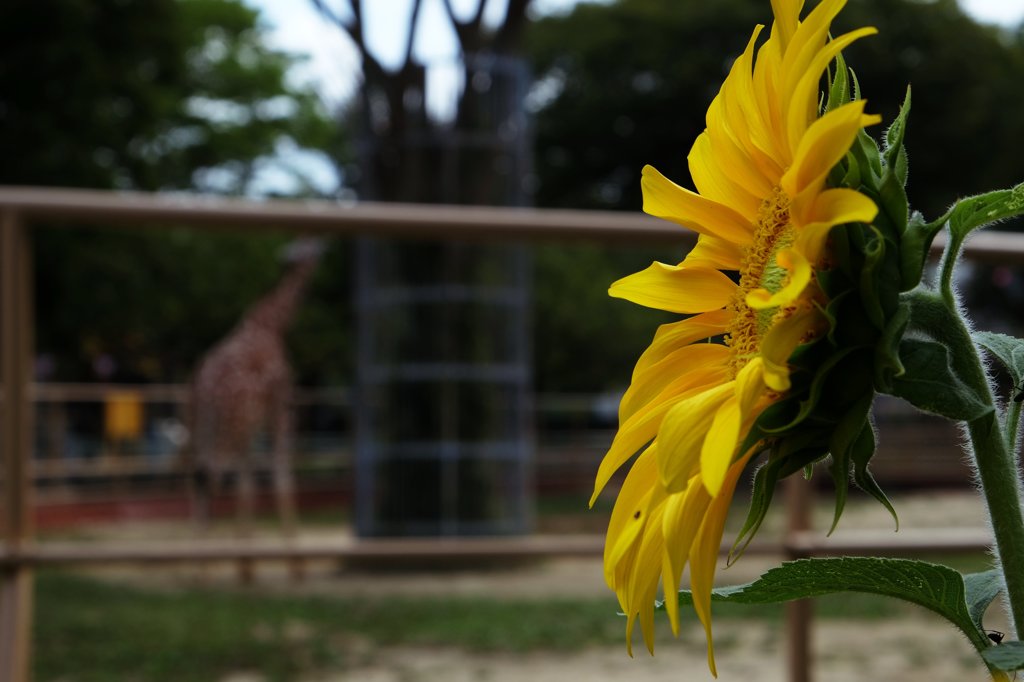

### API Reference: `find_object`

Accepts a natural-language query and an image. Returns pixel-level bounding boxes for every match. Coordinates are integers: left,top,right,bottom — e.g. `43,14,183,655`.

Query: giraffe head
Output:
280,237,327,265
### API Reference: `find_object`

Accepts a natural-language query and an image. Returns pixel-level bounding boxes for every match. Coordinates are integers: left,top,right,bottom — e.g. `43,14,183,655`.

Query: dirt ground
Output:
60,490,1004,681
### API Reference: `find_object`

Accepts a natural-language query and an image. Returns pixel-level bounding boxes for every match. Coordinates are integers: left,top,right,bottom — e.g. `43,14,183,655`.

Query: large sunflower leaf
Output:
888,338,991,421
964,568,1003,630
663,557,992,656
974,331,1024,388
982,643,1024,672
948,182,1024,245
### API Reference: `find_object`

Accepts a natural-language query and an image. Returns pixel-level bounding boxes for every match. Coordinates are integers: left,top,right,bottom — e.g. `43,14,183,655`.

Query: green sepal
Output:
731,434,829,561
826,393,874,535
825,51,850,113
873,88,911,236
849,420,898,529
900,211,945,292
888,338,992,421
848,128,882,184
873,301,910,392
883,87,911,186
662,557,993,659
760,347,861,435
974,331,1024,387
857,226,888,329
729,460,776,562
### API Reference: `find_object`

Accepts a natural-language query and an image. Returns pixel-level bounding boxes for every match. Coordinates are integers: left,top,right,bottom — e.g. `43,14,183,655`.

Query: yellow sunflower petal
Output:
690,450,757,677
656,382,735,492
769,0,804,51
610,262,736,314
591,366,731,505
641,165,754,244
620,344,731,423
700,359,766,496
760,303,823,391
792,188,879,260
661,478,712,635
782,99,879,199
604,445,659,586
699,396,741,498
689,132,762,221
717,26,786,185
684,234,745,271
784,28,880,163
633,309,732,375
745,247,812,310
626,501,668,655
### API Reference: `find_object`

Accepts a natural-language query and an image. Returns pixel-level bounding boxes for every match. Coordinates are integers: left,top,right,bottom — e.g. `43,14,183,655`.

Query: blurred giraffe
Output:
186,238,324,577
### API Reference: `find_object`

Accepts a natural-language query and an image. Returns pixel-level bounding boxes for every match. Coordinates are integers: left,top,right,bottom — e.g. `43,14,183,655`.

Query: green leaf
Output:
964,569,1003,629
974,331,1024,387
888,338,992,421
665,557,991,654
982,642,1024,671
948,182,1024,245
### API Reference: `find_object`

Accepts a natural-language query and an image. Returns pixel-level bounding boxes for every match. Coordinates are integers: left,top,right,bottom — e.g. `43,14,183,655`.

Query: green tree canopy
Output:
1,0,347,383
525,0,1024,392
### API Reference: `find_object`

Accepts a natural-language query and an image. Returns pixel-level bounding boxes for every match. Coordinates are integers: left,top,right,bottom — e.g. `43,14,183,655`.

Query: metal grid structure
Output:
354,54,535,537
0,186,1018,682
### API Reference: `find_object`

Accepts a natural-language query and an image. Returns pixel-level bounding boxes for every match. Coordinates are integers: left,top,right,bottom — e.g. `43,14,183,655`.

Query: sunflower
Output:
592,0,882,674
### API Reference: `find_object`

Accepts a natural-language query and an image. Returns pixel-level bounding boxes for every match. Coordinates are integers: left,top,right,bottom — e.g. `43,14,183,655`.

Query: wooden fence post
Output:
785,474,814,682
0,209,34,682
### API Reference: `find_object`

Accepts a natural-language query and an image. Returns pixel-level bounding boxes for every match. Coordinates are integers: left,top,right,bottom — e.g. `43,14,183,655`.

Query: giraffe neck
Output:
245,258,318,334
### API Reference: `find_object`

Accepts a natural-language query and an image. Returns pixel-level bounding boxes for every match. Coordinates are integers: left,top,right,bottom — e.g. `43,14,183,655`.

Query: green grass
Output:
34,569,927,681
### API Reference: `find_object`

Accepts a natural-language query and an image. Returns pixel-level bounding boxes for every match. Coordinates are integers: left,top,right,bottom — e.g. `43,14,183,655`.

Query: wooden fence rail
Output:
0,187,1019,682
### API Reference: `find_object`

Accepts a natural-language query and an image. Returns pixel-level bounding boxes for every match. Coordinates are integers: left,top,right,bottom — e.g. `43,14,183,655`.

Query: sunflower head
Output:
593,0,914,673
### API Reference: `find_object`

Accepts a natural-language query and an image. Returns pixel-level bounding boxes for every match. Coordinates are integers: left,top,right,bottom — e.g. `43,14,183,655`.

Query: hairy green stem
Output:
941,298,1024,637
1006,399,1023,459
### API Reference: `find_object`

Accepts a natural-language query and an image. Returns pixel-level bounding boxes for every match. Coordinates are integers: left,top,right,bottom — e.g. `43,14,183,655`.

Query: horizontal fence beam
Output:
0,187,687,244
1,187,1022,262
0,535,772,567
0,529,989,568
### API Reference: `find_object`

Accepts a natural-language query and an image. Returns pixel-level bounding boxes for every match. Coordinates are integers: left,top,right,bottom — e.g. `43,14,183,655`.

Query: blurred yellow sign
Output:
104,390,143,440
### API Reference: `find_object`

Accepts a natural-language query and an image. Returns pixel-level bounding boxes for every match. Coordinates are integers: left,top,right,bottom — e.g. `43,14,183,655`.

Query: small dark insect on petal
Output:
633,510,642,520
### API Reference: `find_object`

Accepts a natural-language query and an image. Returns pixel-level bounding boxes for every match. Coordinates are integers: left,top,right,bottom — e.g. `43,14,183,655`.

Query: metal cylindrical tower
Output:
354,54,533,536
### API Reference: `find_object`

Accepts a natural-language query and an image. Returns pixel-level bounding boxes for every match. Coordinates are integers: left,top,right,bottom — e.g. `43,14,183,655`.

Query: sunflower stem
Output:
940,295,1024,637
1005,399,1022,460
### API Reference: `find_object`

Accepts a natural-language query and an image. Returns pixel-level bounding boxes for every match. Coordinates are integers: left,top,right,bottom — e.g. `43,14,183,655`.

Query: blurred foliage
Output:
7,0,1024,392
526,0,1024,390
528,0,1024,218
1,0,348,383
0,0,337,192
